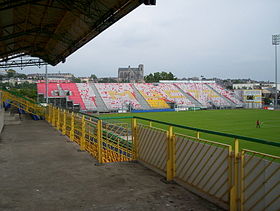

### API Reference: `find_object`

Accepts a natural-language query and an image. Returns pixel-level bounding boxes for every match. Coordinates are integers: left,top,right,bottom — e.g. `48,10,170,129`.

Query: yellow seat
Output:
147,99,169,108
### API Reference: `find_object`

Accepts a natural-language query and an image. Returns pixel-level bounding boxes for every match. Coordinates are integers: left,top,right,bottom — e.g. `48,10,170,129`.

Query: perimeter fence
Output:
1,90,279,211
46,106,279,211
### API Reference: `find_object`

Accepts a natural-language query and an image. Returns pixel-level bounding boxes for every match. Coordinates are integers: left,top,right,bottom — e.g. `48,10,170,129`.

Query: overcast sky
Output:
21,0,280,81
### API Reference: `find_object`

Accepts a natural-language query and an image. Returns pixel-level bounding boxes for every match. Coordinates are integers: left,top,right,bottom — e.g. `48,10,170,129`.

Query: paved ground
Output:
0,118,221,211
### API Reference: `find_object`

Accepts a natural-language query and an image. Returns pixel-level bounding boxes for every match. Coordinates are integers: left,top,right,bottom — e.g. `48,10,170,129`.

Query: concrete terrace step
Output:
174,84,203,107
131,84,151,110
90,83,109,112
4,111,21,125
205,84,236,107
0,119,220,210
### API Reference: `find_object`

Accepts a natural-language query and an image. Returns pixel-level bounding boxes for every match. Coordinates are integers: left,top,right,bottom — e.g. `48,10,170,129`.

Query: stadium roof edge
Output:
0,0,155,66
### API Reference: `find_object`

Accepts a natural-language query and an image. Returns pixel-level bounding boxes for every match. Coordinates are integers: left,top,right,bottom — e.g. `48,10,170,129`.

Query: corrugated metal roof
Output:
0,0,151,66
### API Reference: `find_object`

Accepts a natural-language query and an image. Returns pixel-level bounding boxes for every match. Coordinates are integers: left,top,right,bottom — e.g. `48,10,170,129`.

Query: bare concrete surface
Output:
0,119,222,211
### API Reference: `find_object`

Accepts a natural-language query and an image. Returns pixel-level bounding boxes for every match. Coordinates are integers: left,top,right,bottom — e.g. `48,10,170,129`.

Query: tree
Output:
90,74,97,79
6,69,16,78
263,97,272,105
226,85,233,90
4,69,27,79
16,73,27,79
98,78,118,83
144,71,177,83
2,81,38,100
71,77,81,83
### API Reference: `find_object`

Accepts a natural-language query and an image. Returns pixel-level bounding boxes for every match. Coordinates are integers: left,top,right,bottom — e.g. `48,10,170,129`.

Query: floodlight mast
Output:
45,64,48,104
272,34,280,109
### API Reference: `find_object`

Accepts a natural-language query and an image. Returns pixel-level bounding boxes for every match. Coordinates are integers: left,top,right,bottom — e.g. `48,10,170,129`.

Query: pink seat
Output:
94,83,141,110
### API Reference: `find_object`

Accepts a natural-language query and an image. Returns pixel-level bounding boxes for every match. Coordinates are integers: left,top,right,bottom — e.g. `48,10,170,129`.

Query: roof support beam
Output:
1,40,23,47
0,46,32,58
0,26,73,45
0,21,25,30
0,27,42,41
0,53,27,62
0,0,146,65
0,0,44,12
0,58,47,68
56,0,113,27
52,0,142,65
32,2,68,10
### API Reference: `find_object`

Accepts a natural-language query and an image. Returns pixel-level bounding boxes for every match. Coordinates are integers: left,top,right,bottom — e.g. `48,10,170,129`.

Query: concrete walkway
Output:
0,119,220,211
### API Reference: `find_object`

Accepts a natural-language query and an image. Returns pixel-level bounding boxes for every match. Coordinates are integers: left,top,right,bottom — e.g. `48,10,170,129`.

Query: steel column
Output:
166,126,175,181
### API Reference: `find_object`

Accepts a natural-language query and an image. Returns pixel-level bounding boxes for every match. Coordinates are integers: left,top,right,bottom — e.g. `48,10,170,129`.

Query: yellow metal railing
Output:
2,90,45,116
136,123,232,209
46,105,134,164
2,90,279,211
240,149,279,211
131,117,280,211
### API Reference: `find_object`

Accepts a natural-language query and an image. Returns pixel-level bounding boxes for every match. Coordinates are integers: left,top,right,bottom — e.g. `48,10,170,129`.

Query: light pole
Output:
272,34,280,109
45,64,48,104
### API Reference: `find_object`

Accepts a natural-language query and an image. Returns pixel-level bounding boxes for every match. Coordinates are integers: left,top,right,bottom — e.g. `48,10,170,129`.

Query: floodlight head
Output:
272,34,280,45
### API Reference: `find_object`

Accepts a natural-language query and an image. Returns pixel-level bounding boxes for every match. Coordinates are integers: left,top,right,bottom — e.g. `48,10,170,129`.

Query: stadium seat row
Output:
37,82,242,111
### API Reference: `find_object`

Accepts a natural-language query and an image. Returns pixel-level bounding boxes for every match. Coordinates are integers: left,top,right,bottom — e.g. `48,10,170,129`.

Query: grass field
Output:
101,109,280,156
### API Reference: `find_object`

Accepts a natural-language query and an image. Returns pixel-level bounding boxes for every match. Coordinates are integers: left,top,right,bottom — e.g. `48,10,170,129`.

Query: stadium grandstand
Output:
207,83,243,106
37,81,244,112
94,83,142,111
2,1,279,211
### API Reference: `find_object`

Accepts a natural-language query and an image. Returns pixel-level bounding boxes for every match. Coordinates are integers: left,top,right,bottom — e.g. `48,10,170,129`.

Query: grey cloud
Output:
17,0,280,81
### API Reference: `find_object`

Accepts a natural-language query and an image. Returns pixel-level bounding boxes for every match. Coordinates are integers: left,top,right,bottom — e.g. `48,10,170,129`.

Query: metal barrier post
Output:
49,106,52,123
50,106,53,125
80,115,86,151
167,125,175,181
132,118,137,160
70,112,75,141
228,145,234,211
47,105,51,123
62,110,66,135
52,107,56,126
56,108,60,130
196,131,200,139
240,150,245,211
26,101,30,113
230,138,239,211
97,119,103,163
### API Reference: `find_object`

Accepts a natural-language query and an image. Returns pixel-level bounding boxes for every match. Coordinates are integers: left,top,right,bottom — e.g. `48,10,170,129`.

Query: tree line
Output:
144,71,177,83
0,69,178,100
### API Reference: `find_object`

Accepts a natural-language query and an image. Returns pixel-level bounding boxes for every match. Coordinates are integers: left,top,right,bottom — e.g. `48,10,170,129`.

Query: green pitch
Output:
101,109,280,156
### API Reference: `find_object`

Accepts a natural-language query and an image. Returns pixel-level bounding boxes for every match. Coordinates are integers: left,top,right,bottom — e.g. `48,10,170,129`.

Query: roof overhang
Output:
0,0,155,66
